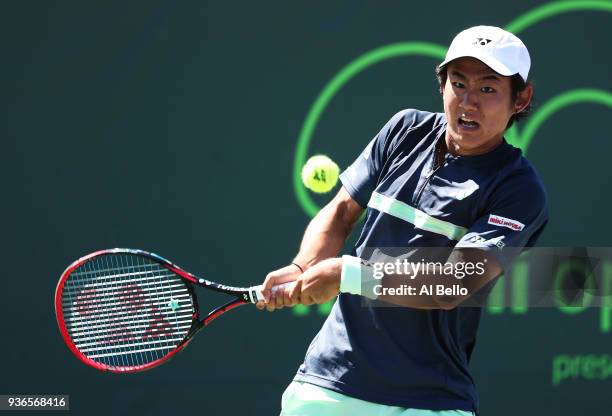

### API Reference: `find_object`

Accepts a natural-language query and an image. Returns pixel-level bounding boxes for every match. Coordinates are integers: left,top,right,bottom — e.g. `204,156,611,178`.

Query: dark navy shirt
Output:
294,109,549,413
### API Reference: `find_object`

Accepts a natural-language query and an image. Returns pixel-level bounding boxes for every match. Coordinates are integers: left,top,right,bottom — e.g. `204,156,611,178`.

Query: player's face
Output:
442,57,531,156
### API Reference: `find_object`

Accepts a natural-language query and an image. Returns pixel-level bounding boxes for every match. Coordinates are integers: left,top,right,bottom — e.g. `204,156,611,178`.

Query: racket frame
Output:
55,248,263,373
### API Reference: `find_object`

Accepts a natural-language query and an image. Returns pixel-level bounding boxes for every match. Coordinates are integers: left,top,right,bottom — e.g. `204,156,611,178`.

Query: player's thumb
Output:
262,266,301,301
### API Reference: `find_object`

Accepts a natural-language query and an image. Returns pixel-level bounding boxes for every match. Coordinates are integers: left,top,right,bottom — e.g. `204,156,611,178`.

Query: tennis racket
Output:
55,248,285,373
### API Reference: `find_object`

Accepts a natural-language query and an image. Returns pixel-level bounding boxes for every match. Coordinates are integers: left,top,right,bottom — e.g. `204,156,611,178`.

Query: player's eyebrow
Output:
450,70,501,82
480,74,501,81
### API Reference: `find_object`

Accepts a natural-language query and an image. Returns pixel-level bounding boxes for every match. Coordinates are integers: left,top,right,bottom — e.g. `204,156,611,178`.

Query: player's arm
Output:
260,111,422,310
256,186,363,311
375,248,502,309
286,248,502,309
293,187,363,270
291,174,548,309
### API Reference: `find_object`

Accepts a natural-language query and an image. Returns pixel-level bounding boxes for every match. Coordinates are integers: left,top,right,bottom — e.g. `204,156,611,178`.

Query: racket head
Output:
55,249,201,373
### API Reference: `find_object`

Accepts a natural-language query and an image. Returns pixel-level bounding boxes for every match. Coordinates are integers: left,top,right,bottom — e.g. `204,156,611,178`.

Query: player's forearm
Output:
343,260,464,309
293,194,360,270
341,250,502,310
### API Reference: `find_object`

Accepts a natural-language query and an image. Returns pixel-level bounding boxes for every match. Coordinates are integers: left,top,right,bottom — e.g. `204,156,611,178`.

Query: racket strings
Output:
61,253,195,369
63,289,191,323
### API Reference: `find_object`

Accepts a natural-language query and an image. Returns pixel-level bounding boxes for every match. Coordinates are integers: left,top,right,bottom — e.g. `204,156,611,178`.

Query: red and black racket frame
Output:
55,248,260,373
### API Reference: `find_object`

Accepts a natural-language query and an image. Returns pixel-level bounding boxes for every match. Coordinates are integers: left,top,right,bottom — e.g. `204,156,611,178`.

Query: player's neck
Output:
444,133,504,157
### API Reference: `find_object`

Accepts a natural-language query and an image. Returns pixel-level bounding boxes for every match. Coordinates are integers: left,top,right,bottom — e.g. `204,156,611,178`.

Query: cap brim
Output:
438,51,516,78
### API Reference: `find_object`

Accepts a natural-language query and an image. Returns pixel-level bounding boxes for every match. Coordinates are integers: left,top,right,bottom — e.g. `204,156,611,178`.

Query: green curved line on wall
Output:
293,0,612,217
506,0,612,34
505,89,612,154
294,42,447,217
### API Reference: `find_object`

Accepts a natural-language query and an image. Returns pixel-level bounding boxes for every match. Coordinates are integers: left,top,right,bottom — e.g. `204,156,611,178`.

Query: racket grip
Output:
249,282,293,303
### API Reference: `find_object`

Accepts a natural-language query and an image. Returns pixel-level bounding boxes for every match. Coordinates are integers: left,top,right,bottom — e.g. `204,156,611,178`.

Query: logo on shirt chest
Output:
488,214,525,231
455,190,471,200
434,179,479,201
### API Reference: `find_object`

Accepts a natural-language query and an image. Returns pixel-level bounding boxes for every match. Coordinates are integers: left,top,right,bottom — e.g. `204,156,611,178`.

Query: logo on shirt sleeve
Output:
487,236,506,250
487,214,525,231
466,235,486,244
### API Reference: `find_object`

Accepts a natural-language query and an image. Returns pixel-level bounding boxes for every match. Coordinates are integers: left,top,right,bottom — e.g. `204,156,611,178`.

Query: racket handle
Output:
248,282,293,303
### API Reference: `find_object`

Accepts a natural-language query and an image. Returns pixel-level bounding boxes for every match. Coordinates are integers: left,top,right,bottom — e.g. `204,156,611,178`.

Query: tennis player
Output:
258,26,548,416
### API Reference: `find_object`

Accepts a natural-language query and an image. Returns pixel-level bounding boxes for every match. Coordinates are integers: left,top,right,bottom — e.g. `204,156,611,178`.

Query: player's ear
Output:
514,83,533,114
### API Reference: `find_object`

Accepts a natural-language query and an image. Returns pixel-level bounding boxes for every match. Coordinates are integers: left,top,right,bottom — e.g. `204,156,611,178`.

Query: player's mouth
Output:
457,116,480,131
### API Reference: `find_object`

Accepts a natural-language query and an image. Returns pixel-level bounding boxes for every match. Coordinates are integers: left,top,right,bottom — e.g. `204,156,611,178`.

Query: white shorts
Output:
280,381,475,416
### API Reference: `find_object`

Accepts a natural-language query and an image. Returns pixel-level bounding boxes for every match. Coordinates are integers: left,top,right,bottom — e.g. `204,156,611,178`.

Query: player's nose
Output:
459,90,478,111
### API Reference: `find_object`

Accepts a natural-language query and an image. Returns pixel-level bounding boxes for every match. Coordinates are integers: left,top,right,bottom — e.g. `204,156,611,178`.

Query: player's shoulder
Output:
502,145,545,184
381,109,445,149
496,145,548,206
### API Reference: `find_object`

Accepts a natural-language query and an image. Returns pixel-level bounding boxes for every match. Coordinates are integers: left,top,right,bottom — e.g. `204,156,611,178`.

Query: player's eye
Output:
451,81,465,88
480,86,495,93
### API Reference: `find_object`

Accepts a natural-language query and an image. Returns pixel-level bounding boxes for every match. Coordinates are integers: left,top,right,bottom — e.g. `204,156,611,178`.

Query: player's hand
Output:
289,258,341,305
256,264,302,312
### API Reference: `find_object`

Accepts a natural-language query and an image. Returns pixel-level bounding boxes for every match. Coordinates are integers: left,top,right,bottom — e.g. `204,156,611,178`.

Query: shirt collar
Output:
436,115,516,167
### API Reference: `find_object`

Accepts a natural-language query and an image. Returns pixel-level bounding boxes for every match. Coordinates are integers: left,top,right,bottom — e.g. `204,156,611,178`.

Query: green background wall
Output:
2,1,611,414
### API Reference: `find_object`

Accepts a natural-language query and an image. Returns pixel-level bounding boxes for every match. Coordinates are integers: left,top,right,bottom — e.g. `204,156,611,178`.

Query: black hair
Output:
435,64,532,129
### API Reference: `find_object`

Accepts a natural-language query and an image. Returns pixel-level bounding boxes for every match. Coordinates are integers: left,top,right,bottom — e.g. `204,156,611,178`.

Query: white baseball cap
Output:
439,26,531,82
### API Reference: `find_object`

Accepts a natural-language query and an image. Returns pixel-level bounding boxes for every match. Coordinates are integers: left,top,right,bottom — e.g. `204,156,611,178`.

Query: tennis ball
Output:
301,155,340,194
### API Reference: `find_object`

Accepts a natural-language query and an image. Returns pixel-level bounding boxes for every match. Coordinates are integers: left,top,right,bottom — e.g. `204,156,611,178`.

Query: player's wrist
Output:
291,256,314,272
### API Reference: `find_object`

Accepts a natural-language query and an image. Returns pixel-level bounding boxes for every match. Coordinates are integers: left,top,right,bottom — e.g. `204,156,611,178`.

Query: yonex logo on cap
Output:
473,37,492,46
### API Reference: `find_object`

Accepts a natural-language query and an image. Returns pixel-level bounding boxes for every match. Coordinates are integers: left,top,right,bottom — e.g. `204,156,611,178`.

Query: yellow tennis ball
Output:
301,155,340,194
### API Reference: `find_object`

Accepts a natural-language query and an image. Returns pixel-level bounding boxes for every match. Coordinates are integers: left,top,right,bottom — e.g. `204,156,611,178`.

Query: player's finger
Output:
262,267,298,302
301,295,314,306
274,289,285,309
265,297,275,312
261,274,277,302
282,284,293,307
288,279,303,304
264,289,278,311
263,269,292,291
